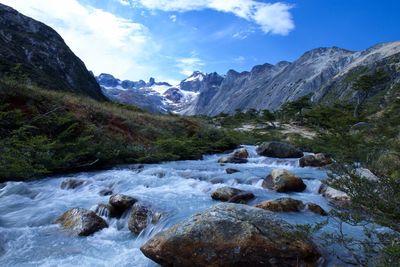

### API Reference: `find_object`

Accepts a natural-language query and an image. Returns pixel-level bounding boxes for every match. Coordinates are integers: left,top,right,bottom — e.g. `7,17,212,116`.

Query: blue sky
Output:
1,0,399,83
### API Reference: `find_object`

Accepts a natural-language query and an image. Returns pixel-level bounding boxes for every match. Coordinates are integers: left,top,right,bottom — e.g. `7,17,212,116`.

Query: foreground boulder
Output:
318,184,350,207
55,208,108,236
255,198,305,212
299,153,332,167
140,203,321,267
262,169,306,192
256,142,304,158
60,179,84,190
211,186,255,203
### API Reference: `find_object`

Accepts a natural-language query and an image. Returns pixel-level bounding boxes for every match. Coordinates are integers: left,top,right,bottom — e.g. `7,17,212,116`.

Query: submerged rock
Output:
128,203,160,234
307,203,328,216
99,189,113,196
262,169,306,192
140,203,321,267
233,148,249,159
226,168,240,174
318,184,350,207
109,194,136,211
55,208,108,236
60,179,84,190
255,198,305,212
211,186,254,203
299,153,332,167
256,141,304,158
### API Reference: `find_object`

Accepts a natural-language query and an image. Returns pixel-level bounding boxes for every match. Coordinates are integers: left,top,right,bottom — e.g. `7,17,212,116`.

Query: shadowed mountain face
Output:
0,4,105,101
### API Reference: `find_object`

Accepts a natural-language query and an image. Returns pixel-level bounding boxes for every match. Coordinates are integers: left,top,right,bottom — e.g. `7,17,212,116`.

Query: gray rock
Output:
225,168,240,174
217,156,248,164
299,153,332,167
318,184,350,207
262,169,306,192
99,189,113,196
109,194,137,211
60,179,84,190
128,203,160,234
211,186,254,203
140,203,321,267
256,142,304,158
55,208,108,236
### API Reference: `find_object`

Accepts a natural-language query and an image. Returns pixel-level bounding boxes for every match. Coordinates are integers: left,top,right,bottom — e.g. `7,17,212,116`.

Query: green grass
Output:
0,79,250,182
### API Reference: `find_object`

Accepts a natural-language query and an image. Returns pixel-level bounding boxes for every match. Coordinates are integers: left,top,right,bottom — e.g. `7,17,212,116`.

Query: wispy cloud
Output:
169,14,177,22
0,0,159,80
176,57,204,76
132,0,294,35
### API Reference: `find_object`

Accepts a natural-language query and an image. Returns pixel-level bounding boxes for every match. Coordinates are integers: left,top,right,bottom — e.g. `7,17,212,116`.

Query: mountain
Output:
97,72,223,113
0,3,105,101
99,41,399,115
186,41,400,116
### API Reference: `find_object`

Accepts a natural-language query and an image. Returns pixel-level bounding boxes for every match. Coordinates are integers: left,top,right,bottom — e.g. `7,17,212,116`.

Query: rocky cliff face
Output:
0,3,105,101
185,41,400,116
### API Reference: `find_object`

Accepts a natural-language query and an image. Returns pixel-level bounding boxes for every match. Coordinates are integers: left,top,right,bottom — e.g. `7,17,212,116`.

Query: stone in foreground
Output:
140,203,321,267
211,186,254,203
256,141,304,158
262,169,307,192
255,198,305,212
55,208,108,236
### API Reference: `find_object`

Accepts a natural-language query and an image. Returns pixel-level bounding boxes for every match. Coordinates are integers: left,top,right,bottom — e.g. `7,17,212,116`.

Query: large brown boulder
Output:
255,198,305,212
262,169,306,192
140,203,321,267
211,186,255,203
299,153,332,167
256,142,304,158
55,208,108,236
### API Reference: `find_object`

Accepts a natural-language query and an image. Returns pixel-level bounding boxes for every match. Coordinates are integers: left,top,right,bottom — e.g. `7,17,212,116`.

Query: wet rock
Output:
140,203,321,267
307,203,328,216
262,169,306,192
255,198,305,212
95,203,119,218
209,178,225,184
99,189,113,196
256,141,304,158
225,168,240,174
60,179,84,190
318,184,350,207
233,148,249,159
128,203,160,234
55,208,108,236
211,186,254,203
109,194,137,212
299,153,332,167
217,156,248,164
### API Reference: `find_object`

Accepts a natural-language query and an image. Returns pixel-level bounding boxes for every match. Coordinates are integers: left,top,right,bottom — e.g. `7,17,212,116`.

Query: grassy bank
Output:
0,79,257,182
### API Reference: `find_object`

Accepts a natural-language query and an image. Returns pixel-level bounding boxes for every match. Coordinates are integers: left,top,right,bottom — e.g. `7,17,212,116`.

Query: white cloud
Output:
176,57,204,76
133,0,294,35
118,0,131,6
169,14,177,22
0,0,160,80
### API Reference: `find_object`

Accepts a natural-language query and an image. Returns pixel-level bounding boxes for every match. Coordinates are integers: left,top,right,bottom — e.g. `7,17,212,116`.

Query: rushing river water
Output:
0,145,364,266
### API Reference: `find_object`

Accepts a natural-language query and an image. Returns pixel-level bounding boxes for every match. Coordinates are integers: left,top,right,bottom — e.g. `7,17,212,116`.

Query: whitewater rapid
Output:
0,146,352,266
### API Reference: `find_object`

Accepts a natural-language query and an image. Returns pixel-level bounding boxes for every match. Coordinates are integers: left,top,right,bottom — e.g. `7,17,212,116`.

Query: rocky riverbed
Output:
0,145,361,266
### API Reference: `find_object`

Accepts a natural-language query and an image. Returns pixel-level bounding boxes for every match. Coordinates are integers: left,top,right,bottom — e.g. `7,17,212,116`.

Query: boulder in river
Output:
299,153,332,167
318,184,350,207
95,203,119,218
217,156,248,164
232,148,249,159
99,189,113,196
262,169,306,192
128,203,161,234
226,168,240,174
55,208,108,236
211,186,255,203
307,203,328,216
140,203,321,267
109,194,136,211
255,198,305,212
256,141,304,158
60,179,84,190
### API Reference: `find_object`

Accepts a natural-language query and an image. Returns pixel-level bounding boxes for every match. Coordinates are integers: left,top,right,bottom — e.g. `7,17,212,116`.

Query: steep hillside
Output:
0,4,105,101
